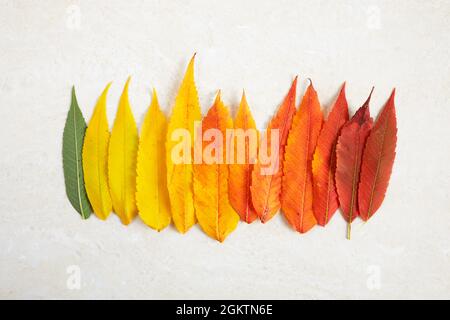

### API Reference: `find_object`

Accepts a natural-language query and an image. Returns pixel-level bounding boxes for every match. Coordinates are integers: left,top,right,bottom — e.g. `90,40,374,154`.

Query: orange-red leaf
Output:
359,89,397,221
281,83,323,233
336,90,374,239
312,84,349,226
229,92,259,223
250,77,297,223
193,93,239,242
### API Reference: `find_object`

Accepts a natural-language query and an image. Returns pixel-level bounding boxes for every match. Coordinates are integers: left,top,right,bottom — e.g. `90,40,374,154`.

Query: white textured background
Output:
0,0,449,299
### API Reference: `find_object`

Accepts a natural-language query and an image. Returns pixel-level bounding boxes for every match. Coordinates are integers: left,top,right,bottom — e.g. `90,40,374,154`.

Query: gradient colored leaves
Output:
63,56,397,240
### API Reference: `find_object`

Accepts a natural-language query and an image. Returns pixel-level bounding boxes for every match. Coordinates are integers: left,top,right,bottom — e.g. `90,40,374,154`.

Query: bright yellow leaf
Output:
166,55,202,233
136,89,171,231
108,77,138,225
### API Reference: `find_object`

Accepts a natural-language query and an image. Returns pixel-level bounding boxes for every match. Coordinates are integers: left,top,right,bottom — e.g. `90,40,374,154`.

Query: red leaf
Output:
359,89,397,221
336,89,374,239
312,83,349,226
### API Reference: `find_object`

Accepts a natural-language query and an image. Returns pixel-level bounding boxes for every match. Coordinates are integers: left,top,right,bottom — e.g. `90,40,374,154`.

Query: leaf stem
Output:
347,222,351,240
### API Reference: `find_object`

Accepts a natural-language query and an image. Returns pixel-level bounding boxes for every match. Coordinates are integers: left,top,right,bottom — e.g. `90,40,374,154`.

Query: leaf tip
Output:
125,76,132,88
71,86,77,100
287,76,298,97
240,89,249,106
70,86,80,109
184,55,197,82
338,82,347,102
215,90,222,103
390,88,396,100
121,77,132,98
103,82,112,96
150,87,160,108
366,86,375,103
292,75,298,88
188,53,197,69
360,86,375,113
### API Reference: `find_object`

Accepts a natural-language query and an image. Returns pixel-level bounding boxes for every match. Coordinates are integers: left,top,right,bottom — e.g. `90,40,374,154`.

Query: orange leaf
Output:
312,83,349,226
229,92,259,223
193,93,239,242
250,77,297,223
359,89,397,221
336,89,374,239
281,82,323,233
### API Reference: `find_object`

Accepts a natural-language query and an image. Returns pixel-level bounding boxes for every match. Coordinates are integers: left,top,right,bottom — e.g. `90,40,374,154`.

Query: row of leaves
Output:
63,55,397,241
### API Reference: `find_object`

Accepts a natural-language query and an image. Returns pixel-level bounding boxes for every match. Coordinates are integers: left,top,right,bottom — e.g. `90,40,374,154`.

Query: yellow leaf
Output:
136,89,171,231
166,55,202,233
108,77,138,225
194,93,239,242
82,83,113,220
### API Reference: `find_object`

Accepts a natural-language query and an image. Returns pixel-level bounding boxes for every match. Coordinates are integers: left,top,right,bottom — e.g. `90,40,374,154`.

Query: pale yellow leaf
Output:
82,83,113,220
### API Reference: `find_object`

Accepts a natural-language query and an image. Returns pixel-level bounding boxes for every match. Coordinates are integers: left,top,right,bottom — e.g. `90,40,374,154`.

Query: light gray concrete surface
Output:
0,0,449,299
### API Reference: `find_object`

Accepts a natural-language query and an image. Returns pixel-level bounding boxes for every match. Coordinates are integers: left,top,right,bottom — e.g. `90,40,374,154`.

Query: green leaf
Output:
62,87,91,219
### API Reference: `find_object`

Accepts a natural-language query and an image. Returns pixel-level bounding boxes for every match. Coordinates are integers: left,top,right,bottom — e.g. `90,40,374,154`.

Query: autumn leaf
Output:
108,77,139,225
166,55,202,233
136,89,171,231
281,82,323,233
228,92,259,223
194,93,239,242
312,83,349,226
251,77,297,223
358,89,397,221
82,83,112,220
336,89,374,239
